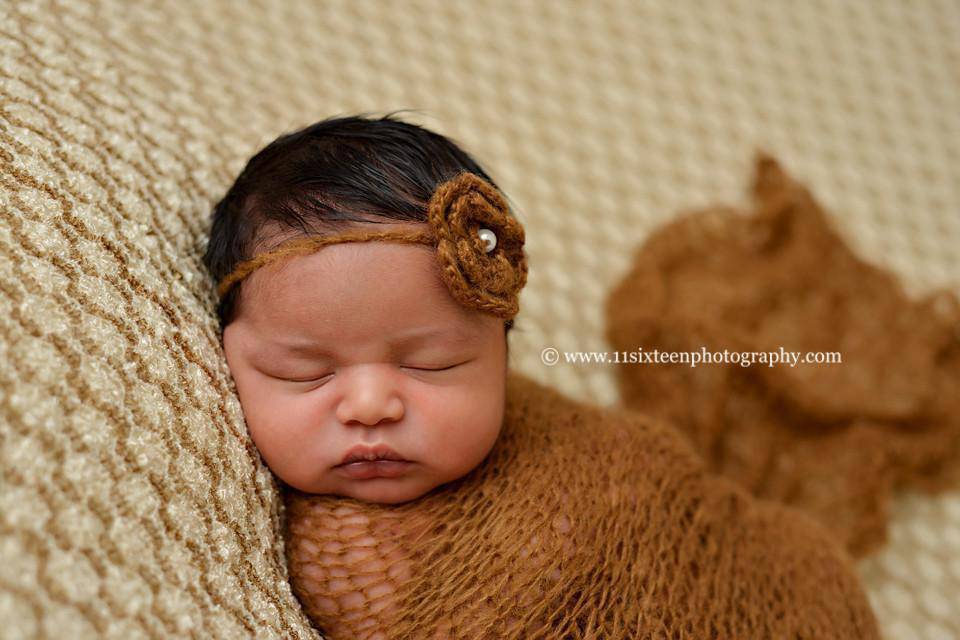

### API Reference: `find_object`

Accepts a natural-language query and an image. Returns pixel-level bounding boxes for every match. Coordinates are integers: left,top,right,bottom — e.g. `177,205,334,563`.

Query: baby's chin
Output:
330,476,442,505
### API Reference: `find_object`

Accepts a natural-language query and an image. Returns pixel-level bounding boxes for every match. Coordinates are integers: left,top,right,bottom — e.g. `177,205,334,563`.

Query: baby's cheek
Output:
413,385,504,470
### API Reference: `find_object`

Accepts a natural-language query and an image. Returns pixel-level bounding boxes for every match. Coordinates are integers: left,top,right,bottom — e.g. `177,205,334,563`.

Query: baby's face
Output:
222,236,507,504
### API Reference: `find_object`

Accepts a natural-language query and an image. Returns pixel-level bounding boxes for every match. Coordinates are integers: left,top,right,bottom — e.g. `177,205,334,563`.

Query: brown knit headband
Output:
216,172,528,320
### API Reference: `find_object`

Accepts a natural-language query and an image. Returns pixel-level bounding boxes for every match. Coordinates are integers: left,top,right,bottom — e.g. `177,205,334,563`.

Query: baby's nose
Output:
335,366,405,427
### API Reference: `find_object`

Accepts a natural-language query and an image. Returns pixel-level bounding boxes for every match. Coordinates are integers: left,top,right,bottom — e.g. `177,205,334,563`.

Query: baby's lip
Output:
337,444,409,466
335,459,414,480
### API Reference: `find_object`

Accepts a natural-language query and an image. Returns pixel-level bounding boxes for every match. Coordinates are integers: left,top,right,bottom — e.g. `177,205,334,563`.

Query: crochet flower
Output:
428,172,528,319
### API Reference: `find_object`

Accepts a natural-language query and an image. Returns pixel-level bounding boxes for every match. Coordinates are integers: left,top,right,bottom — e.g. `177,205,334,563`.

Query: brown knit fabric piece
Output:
605,152,960,559
217,172,528,320
282,370,879,639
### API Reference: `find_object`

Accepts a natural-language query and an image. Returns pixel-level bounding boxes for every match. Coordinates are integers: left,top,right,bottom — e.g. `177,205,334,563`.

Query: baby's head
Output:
203,112,527,504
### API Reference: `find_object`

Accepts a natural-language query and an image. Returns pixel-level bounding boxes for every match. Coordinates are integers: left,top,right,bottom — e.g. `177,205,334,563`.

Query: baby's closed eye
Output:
269,356,475,383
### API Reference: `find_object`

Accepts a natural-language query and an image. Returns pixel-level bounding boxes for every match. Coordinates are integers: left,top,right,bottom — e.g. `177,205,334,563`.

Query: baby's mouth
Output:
339,452,407,465
337,444,409,466
335,458,414,480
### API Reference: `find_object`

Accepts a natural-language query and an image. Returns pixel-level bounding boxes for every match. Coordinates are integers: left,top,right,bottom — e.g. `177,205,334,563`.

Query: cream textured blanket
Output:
3,2,958,637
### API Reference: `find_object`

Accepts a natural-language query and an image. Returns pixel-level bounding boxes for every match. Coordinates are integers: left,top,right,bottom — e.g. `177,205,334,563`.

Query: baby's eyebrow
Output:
389,326,478,350
267,326,478,358
270,341,333,357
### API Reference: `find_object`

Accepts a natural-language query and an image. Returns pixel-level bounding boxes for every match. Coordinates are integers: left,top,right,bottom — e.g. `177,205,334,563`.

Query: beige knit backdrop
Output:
2,1,958,638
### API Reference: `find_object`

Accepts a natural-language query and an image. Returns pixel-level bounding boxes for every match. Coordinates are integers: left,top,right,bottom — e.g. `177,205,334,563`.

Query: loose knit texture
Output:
216,172,528,320
605,153,960,559
282,370,879,640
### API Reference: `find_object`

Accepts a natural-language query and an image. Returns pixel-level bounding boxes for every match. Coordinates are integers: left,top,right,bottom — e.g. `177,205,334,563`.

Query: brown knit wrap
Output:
282,370,879,639
605,152,960,558
216,172,528,319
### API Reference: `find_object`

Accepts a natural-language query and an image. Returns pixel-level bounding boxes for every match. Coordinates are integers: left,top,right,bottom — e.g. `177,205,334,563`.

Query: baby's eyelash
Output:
280,360,471,382
402,363,462,372
286,372,334,383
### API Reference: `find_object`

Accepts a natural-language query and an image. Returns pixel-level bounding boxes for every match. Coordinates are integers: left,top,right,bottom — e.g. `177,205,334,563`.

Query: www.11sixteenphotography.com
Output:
539,346,842,368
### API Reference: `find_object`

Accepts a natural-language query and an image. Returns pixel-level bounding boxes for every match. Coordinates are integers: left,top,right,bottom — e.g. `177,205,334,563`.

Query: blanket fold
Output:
605,153,960,558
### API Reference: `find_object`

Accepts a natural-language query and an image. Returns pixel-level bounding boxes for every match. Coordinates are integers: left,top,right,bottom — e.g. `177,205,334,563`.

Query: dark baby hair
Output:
202,110,516,333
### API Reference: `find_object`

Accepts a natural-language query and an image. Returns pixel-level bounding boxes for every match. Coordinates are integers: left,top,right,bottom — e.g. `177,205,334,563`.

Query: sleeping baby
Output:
203,112,880,639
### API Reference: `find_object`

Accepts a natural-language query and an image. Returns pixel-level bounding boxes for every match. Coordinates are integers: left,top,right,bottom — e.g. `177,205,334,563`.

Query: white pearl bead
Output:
478,228,497,253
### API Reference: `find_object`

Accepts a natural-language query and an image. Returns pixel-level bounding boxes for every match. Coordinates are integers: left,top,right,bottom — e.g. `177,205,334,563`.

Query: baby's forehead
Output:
242,299,491,363
251,239,444,297
241,241,479,331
